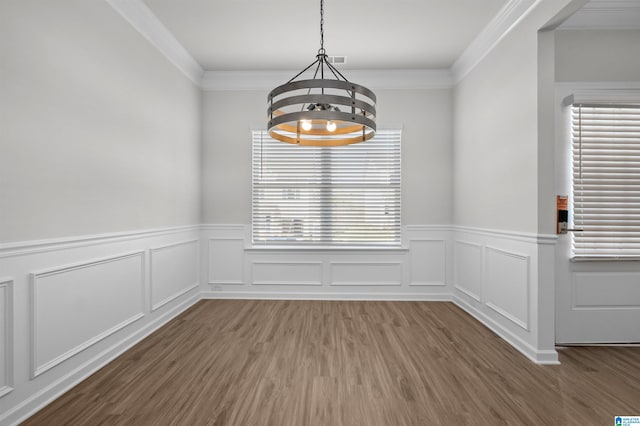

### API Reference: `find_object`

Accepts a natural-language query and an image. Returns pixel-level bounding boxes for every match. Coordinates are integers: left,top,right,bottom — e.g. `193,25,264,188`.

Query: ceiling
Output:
141,0,507,71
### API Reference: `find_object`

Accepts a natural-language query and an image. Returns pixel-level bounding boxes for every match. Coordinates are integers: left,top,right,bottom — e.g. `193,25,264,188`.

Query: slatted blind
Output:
572,104,640,257
252,130,401,246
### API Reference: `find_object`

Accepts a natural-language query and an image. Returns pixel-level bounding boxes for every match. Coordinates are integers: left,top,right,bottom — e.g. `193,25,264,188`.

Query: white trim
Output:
0,225,200,259
202,291,452,301
245,246,408,252
250,261,323,286
453,296,559,364
405,225,452,231
451,0,539,84
105,0,203,85
408,238,447,287
562,86,640,104
30,251,146,378
454,285,482,303
201,224,246,232
453,225,557,245
103,0,544,91
0,278,14,399
453,240,483,303
409,281,446,287
149,240,200,312
556,81,640,91
559,0,640,29
201,69,453,91
328,261,403,287
1,294,200,426
485,246,531,331
207,238,245,285
151,283,199,312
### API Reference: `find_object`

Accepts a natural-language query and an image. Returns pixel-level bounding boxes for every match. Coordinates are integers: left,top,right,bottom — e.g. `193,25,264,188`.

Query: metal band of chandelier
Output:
267,0,376,147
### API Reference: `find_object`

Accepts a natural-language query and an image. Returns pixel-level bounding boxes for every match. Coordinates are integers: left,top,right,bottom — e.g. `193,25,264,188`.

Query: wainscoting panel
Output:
150,240,199,311
452,227,558,364
201,225,452,299
30,252,145,378
485,247,530,330
454,241,483,301
252,261,323,286
0,226,201,426
329,262,403,286
409,240,446,286
572,272,640,308
0,279,13,398
208,238,244,285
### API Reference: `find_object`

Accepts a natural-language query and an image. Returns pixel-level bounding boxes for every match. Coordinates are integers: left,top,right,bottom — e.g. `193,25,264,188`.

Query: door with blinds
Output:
556,102,640,344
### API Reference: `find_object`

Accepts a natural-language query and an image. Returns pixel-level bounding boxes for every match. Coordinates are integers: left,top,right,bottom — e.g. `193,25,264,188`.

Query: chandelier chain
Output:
319,0,325,54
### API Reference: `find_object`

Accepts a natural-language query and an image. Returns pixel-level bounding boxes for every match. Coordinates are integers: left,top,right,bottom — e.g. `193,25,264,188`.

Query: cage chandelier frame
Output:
267,0,376,146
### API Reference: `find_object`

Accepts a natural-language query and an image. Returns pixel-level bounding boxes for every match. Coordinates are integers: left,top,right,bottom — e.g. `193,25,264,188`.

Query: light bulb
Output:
326,120,337,132
301,120,312,131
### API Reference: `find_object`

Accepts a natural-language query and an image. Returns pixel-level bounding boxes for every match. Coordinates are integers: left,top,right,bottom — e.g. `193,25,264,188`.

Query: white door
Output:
556,235,640,344
555,89,640,344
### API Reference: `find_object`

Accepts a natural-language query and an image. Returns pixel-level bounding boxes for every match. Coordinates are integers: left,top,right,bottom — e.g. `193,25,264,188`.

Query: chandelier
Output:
267,0,376,146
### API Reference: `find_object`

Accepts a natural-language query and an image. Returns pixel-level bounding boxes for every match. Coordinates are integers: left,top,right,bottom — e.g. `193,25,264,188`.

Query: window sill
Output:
571,256,640,262
246,245,408,252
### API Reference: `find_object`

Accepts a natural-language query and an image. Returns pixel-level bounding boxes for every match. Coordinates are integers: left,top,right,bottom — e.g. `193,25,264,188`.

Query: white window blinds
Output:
252,130,401,246
572,104,640,257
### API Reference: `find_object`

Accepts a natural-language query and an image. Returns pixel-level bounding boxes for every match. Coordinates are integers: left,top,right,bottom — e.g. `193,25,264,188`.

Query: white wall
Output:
0,0,202,243
556,29,640,82
202,88,452,225
452,14,539,232
0,2,203,424
451,0,578,363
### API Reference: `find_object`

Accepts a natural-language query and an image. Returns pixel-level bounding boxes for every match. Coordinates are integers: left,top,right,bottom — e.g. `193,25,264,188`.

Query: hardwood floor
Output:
22,300,640,425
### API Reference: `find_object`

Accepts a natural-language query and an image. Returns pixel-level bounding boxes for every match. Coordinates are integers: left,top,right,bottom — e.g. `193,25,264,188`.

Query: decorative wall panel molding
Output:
30,252,145,378
202,224,452,298
0,222,564,424
208,238,244,285
0,279,13,399
251,261,323,286
150,240,199,311
452,227,556,364
454,241,483,302
329,262,403,286
0,225,200,259
0,227,201,426
485,246,530,330
409,240,447,286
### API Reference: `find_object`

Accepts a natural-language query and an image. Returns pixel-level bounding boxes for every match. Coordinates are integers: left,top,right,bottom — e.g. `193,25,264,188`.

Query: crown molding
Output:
559,0,640,29
201,69,453,91
451,0,539,84
106,0,544,90
105,0,204,85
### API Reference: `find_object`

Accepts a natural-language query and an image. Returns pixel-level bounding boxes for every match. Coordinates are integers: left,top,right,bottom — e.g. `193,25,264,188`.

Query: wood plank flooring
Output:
22,300,640,425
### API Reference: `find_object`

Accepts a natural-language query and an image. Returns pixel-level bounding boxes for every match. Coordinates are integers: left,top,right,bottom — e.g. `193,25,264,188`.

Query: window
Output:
252,130,401,246
571,104,640,257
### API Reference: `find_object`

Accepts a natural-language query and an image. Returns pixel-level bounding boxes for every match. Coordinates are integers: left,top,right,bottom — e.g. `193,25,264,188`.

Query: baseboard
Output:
452,296,559,365
202,290,453,302
1,294,201,426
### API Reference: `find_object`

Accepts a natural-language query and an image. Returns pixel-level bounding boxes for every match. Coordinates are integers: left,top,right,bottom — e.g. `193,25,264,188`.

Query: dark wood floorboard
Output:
21,300,640,425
